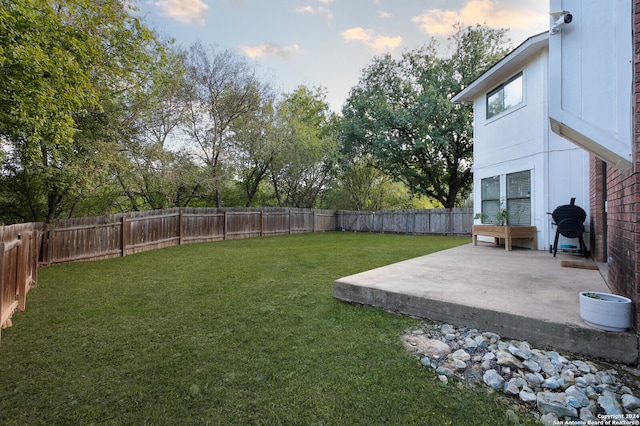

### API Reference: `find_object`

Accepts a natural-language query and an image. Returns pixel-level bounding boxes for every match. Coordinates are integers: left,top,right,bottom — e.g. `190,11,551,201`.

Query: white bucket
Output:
579,291,632,332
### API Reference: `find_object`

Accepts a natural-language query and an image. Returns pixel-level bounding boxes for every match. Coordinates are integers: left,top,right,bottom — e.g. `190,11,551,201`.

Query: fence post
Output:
223,210,227,241
179,209,184,245
45,224,53,266
260,210,264,237
31,229,39,288
17,234,26,312
289,210,292,234
121,216,127,257
0,241,6,334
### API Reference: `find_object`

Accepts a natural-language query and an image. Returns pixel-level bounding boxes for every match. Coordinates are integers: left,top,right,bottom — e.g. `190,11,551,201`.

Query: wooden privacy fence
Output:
336,208,473,236
0,206,471,338
1,223,41,340
41,207,337,265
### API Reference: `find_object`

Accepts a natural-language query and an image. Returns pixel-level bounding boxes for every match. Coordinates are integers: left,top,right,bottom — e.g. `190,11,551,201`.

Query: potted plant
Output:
579,292,632,332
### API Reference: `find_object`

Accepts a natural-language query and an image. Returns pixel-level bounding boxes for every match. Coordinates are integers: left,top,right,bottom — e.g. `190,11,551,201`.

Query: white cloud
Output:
295,5,333,21
239,43,300,59
378,11,391,19
412,0,547,36
154,0,208,26
341,27,402,52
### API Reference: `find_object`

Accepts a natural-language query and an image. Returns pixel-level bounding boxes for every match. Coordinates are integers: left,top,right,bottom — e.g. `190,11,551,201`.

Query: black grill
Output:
550,198,589,258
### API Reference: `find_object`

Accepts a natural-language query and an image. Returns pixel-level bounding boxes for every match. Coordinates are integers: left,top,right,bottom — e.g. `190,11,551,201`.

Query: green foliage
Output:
0,0,167,222
270,85,340,208
0,233,536,424
183,42,267,208
341,24,511,209
325,156,442,210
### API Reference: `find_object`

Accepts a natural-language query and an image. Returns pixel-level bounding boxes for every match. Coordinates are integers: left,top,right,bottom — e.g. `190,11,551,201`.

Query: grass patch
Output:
0,233,532,425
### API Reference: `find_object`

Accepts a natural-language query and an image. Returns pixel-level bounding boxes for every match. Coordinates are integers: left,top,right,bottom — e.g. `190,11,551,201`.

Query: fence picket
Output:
0,207,471,338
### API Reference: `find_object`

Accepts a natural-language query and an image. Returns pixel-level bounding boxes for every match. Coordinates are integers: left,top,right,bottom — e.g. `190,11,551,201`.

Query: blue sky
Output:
136,0,549,112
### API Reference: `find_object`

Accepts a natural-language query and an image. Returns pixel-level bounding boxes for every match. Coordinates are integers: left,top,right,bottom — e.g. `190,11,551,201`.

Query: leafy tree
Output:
270,86,339,208
341,24,510,209
0,0,164,222
334,156,392,211
183,42,267,208
229,94,279,207
114,44,203,211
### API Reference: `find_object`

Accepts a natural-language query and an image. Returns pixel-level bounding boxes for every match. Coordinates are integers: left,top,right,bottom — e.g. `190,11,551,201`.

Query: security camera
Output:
550,11,572,34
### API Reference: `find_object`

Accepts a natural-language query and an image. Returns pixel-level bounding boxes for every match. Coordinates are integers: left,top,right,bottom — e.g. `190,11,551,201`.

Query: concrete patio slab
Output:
333,243,638,364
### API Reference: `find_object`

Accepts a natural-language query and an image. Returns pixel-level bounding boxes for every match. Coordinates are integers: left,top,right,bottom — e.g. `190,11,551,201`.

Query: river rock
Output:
598,391,623,415
483,369,504,390
537,391,578,418
496,350,523,369
539,413,559,426
405,336,452,357
405,321,640,424
436,366,454,377
504,378,521,395
523,359,541,373
509,341,532,360
519,390,537,403
440,324,456,334
565,385,590,408
452,349,470,361
579,406,597,423
622,393,640,410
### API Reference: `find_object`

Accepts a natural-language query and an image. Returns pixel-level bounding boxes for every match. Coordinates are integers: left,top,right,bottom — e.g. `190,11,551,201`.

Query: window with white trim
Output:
486,72,523,119
506,170,531,225
480,176,500,224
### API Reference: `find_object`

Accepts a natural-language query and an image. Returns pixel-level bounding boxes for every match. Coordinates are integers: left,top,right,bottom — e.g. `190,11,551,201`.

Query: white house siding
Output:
548,0,633,170
471,47,591,250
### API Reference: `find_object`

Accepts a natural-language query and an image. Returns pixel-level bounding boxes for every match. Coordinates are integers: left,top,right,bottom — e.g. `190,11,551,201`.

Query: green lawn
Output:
0,232,533,425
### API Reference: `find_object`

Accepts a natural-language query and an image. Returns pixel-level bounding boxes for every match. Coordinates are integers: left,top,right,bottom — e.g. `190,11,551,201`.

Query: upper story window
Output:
486,72,523,119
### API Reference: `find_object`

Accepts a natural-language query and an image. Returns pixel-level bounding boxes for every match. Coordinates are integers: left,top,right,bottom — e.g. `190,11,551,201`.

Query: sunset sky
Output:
137,0,550,111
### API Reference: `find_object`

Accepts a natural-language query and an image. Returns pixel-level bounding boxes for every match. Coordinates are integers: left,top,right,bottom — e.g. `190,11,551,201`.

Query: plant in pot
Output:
475,197,525,226
474,209,508,225
579,292,632,332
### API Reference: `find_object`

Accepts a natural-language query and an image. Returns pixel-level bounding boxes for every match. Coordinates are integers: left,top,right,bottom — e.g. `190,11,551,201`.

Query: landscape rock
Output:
539,412,559,426
504,378,521,395
536,392,578,418
519,390,537,403
565,385,590,408
622,393,640,410
579,406,597,423
598,391,623,415
451,349,471,362
404,335,451,357
404,322,640,423
496,350,523,369
483,369,504,390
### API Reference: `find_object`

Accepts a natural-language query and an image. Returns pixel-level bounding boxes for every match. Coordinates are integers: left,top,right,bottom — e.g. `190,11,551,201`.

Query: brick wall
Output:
603,0,640,329
589,155,606,263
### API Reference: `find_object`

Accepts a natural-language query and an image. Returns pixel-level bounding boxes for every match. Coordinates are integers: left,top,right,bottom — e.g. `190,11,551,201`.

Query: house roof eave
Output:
451,31,549,104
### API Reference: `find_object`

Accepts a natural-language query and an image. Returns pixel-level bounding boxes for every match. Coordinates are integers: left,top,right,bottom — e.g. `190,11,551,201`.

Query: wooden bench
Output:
472,225,537,251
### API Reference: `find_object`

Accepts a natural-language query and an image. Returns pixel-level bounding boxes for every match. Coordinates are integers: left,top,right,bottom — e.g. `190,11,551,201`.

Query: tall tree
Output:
183,42,266,207
341,24,511,209
229,94,279,207
270,86,339,208
115,44,202,211
0,0,164,222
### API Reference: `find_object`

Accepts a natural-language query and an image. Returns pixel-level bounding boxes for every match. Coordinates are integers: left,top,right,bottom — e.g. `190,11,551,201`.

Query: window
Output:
506,170,531,225
480,170,531,225
481,176,500,224
486,72,523,119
